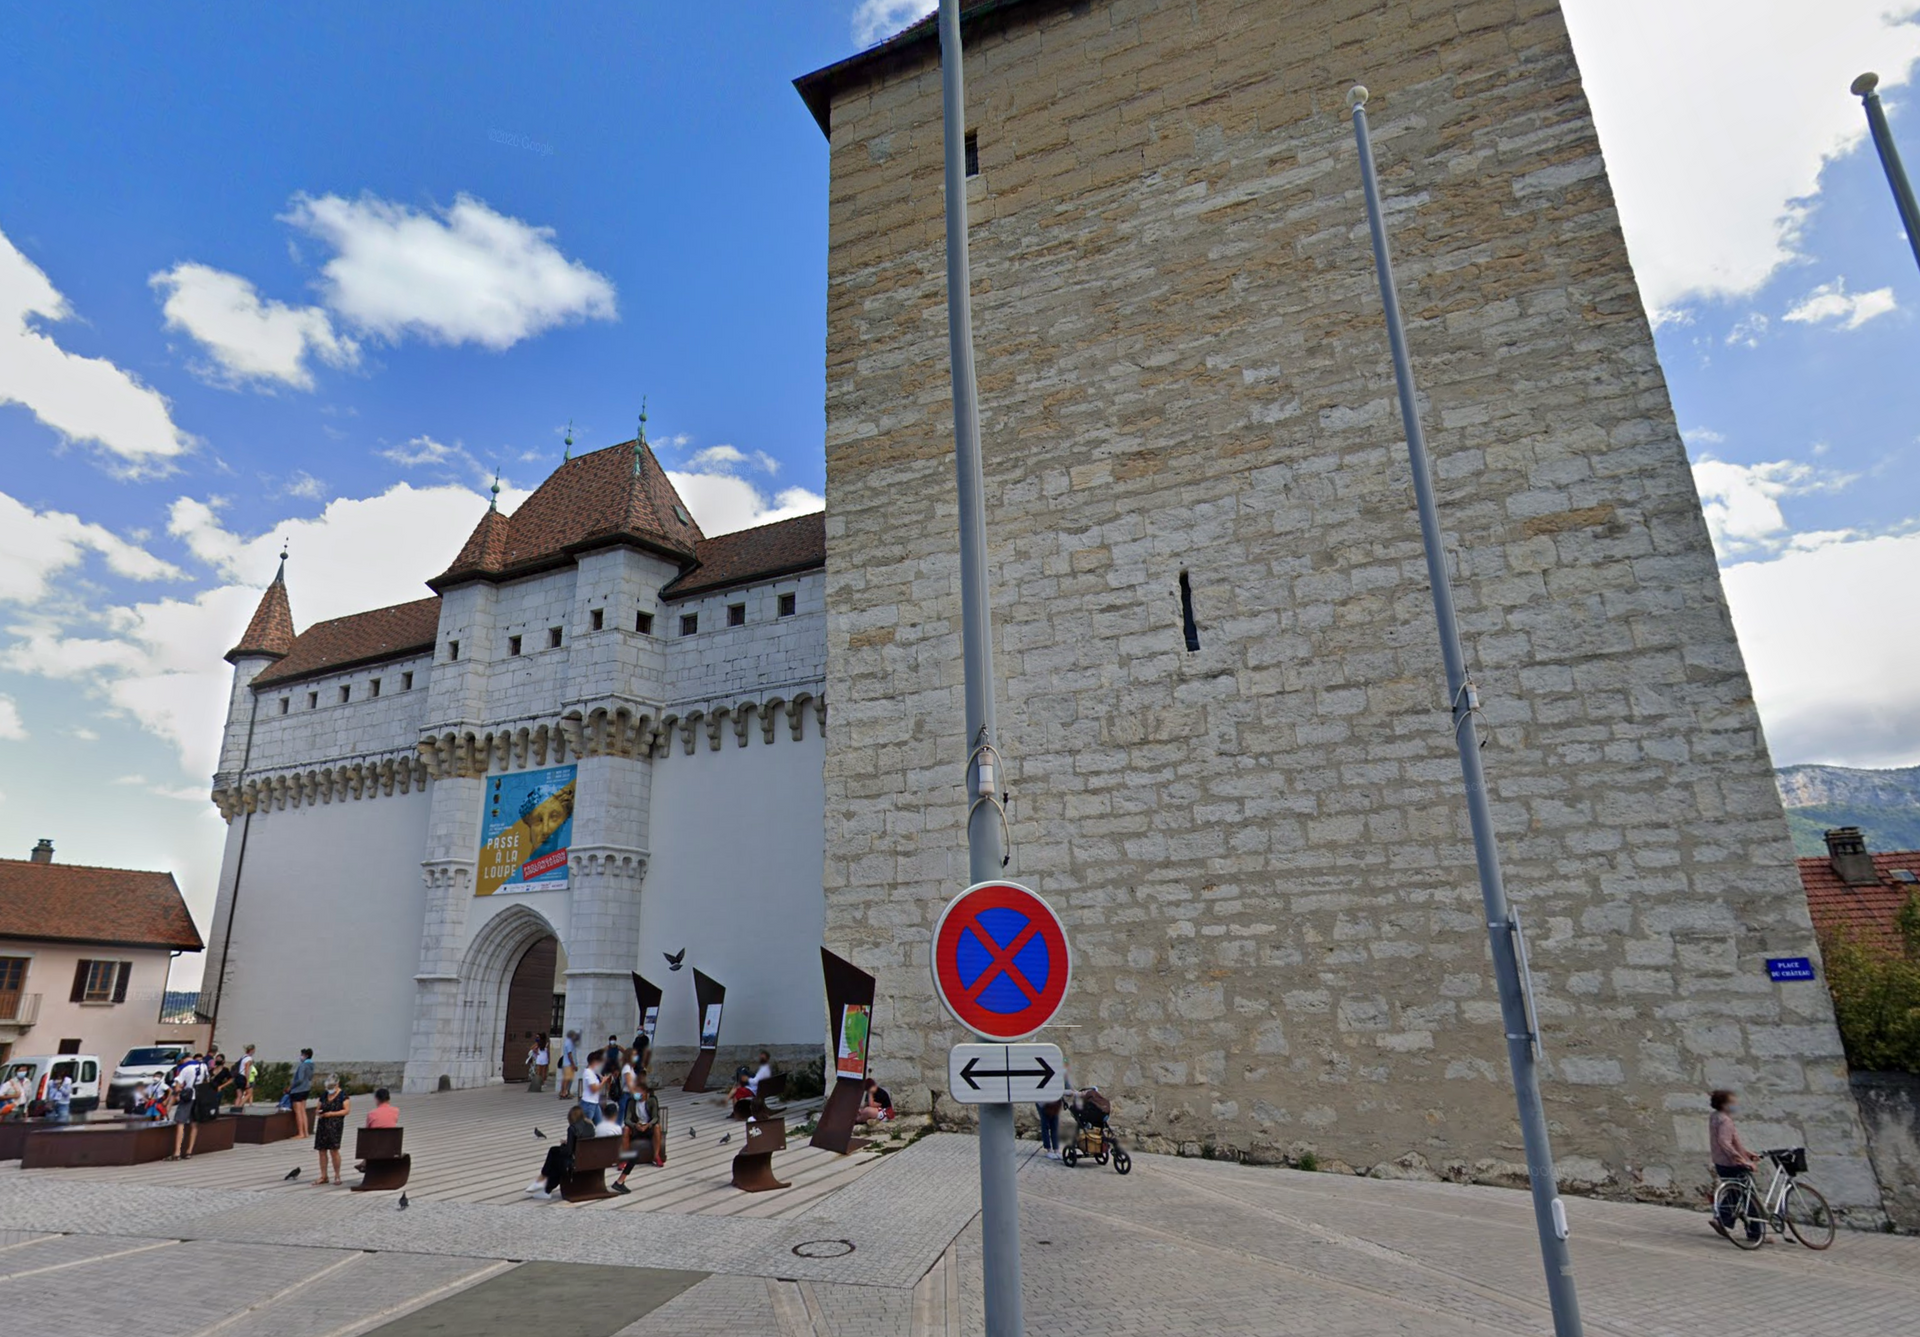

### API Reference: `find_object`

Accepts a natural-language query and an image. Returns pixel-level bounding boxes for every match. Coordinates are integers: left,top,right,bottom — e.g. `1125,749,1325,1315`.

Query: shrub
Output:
249,1061,293,1102
1296,1150,1321,1173
788,1055,826,1100
1819,896,1920,1074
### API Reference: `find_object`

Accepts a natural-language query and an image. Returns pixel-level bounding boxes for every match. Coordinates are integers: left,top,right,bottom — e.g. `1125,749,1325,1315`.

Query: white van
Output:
6,1054,103,1116
106,1044,193,1111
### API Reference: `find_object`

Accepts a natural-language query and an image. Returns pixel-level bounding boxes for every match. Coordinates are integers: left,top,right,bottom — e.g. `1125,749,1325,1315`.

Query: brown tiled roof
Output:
661,512,827,600
227,569,295,664
794,0,1066,137
252,596,442,689
1798,851,1920,956
0,858,203,952
430,441,703,590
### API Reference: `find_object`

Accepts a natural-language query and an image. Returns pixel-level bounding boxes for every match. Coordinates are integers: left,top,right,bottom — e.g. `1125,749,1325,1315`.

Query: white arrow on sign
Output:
948,1042,1066,1105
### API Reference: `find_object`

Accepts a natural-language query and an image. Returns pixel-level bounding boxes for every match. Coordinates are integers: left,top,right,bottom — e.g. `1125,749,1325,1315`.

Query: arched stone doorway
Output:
501,936,558,1082
448,904,562,1087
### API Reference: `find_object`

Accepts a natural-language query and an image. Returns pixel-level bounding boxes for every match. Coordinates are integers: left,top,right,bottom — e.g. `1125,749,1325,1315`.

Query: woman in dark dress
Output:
312,1075,350,1185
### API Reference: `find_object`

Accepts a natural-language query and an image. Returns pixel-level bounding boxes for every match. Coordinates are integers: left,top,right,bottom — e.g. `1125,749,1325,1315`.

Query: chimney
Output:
1824,827,1879,887
29,838,53,865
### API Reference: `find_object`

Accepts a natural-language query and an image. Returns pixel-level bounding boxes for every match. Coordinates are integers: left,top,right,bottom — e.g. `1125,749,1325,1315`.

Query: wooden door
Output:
501,937,557,1082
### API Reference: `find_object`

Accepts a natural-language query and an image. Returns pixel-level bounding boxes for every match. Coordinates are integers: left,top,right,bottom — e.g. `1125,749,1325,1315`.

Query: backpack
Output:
192,1077,220,1119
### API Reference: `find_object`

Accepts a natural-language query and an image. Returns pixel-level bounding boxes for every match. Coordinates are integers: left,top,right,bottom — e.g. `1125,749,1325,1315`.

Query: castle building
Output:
201,438,829,1092
796,0,1881,1209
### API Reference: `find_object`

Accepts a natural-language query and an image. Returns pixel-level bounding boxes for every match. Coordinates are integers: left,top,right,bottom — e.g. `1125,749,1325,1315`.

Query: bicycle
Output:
1711,1147,1835,1251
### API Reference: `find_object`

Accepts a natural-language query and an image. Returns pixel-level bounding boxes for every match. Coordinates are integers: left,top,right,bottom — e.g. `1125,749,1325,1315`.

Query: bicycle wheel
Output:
1783,1182,1835,1251
1713,1181,1765,1250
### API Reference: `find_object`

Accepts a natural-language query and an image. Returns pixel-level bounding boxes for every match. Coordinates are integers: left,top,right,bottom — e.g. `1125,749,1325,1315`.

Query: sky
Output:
1,2,1918,984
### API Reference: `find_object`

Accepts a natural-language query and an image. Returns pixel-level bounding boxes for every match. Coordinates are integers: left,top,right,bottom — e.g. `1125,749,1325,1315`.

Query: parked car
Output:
8,1054,103,1115
106,1044,194,1111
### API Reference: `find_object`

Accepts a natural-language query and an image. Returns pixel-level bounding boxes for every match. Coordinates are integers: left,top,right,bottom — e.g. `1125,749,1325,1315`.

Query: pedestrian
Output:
312,1075,350,1185
529,1038,550,1093
47,1068,73,1124
170,1053,209,1159
557,1030,579,1100
1036,1095,1061,1159
0,1064,29,1120
1708,1089,1764,1243
619,1047,643,1125
234,1045,259,1109
858,1077,895,1126
577,1046,608,1115
527,1104,592,1199
287,1048,314,1138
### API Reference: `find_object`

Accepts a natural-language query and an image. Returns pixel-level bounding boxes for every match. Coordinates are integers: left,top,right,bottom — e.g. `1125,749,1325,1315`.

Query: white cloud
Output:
284,193,616,350
381,434,461,468
1690,457,1855,556
150,261,358,389
0,695,25,740
686,444,778,474
853,0,934,46
1725,313,1769,348
0,491,184,605
1722,530,1920,766
1783,278,1898,329
668,472,823,536
1561,1,1920,315
0,227,191,470
283,471,327,500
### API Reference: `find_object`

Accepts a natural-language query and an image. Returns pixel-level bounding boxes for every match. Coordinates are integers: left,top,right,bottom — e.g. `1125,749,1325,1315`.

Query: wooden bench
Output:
352,1126,411,1192
559,1134,622,1202
733,1072,787,1121
731,1115,790,1193
234,1110,297,1144
22,1116,235,1167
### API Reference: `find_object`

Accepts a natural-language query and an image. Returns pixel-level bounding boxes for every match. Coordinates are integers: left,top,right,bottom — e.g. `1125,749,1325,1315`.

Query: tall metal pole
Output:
938,4,1023,1335
1347,85,1584,1337
1852,72,1920,276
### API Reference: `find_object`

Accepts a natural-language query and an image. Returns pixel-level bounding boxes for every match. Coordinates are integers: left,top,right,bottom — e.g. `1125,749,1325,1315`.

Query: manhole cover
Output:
791,1239,855,1259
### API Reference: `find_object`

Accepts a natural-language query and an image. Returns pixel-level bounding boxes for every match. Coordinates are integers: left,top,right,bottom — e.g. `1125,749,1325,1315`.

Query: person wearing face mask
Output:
1708,1088,1762,1242
312,1075,351,1186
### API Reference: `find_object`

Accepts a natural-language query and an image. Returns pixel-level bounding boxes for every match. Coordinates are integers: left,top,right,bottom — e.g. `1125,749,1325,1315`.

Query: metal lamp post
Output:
1852,72,1920,276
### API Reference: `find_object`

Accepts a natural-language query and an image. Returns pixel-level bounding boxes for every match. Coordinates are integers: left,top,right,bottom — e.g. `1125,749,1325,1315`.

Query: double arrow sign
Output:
947,1042,1066,1105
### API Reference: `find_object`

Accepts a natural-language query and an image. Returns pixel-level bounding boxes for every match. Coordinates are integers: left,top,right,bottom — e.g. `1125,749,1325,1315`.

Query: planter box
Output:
21,1116,236,1168
234,1110,297,1144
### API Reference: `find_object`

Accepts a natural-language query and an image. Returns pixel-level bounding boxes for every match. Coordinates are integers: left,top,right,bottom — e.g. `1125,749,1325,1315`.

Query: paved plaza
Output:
1,1086,1915,1335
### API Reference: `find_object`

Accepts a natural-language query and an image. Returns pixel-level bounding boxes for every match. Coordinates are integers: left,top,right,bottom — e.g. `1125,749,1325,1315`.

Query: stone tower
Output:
798,0,1879,1212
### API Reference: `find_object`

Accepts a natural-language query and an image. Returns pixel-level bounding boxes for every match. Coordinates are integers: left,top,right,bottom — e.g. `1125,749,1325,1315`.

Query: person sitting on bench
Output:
857,1077,894,1124
611,1088,665,1192
748,1050,776,1094
527,1106,592,1199
353,1088,400,1174
729,1069,755,1119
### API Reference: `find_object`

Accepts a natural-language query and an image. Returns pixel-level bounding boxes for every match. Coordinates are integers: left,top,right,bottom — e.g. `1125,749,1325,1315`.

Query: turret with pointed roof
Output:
226,551,296,664
429,437,703,592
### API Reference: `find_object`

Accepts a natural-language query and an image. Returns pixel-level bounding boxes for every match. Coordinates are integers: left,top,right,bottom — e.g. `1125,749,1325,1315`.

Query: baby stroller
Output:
1062,1087,1131,1174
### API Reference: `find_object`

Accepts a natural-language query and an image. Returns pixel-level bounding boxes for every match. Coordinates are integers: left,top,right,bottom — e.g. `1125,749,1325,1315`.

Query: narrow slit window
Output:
681,613,699,637
548,627,563,649
448,640,460,661
728,603,746,628
778,592,797,618
339,685,351,704
1179,571,1200,652
590,608,604,631
636,611,654,636
508,635,522,657
279,697,290,715
964,130,980,177
370,678,381,698
401,671,413,691
307,691,318,709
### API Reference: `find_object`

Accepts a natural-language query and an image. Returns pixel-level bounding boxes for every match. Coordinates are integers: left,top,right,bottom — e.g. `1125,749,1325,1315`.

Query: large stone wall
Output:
816,0,1881,1213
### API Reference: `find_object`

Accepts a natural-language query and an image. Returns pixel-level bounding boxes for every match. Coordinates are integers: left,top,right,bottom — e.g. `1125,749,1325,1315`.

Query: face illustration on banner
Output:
476,765,577,896
837,1004,870,1079
700,1003,723,1050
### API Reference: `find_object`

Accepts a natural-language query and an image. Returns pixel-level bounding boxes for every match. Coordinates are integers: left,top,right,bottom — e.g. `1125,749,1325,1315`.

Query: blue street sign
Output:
1767,957,1816,982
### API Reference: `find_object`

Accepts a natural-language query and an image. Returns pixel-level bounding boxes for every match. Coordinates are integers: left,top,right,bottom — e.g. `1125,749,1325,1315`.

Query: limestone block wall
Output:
241,653,433,776
815,0,1879,1212
662,570,828,708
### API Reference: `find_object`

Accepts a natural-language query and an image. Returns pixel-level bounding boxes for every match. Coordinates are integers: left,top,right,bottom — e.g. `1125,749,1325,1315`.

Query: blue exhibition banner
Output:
476,764,576,896
1766,956,1815,982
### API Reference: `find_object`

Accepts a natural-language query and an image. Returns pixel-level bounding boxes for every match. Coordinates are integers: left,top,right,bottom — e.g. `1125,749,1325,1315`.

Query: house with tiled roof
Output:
0,838,205,1072
1798,827,1920,958
201,434,828,1092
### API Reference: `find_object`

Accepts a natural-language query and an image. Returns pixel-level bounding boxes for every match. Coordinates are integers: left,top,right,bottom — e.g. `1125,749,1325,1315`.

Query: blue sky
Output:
2,2,1919,977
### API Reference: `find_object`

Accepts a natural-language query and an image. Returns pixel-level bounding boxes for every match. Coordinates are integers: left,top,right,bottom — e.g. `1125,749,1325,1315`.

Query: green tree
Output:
1819,891,1920,1073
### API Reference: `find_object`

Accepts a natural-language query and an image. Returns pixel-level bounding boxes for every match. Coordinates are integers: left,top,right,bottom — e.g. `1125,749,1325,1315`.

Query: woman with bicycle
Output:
1708,1089,1763,1243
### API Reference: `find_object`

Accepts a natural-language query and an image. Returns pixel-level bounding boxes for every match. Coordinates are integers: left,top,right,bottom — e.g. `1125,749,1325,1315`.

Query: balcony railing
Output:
0,992,42,1027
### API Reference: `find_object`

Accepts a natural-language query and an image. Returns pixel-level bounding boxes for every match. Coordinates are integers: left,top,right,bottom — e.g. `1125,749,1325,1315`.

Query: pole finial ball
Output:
1347,85,1370,109
1852,72,1880,97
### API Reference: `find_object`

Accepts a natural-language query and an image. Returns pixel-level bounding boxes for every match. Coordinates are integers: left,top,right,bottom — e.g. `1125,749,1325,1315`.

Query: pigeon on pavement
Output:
719,1133,731,1144
534,1127,546,1139
688,1126,696,1138
397,1192,409,1210
283,1167,301,1181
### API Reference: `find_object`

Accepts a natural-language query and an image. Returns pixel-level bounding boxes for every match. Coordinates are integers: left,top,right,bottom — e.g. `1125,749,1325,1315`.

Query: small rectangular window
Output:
964,129,980,177
1179,570,1201,652
777,592,797,618
636,612,654,635
548,627,563,649
448,640,460,661
370,678,381,698
339,685,351,704
728,603,746,628
279,697,290,715
508,635,522,657
401,671,414,690
681,613,698,637
307,691,318,709
590,608,604,631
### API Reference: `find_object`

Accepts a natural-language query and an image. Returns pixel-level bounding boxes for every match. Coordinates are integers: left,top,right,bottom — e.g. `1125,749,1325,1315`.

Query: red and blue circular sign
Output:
931,880,1071,1040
